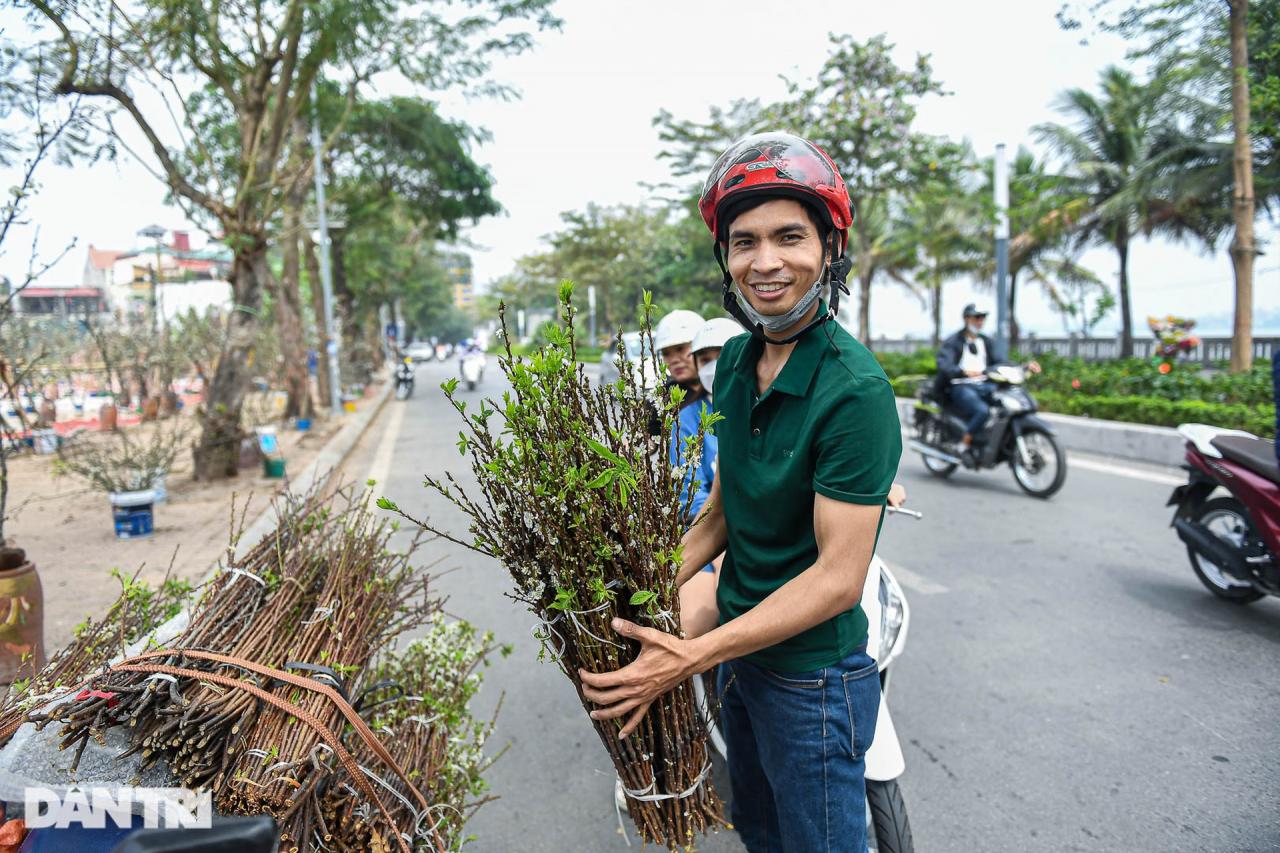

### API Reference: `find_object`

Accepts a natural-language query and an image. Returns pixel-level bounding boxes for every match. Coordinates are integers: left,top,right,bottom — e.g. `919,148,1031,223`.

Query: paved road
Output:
345,359,1280,852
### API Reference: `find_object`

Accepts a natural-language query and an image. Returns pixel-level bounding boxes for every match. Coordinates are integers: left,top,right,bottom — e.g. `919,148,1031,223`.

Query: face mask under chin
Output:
966,323,983,336
736,277,825,334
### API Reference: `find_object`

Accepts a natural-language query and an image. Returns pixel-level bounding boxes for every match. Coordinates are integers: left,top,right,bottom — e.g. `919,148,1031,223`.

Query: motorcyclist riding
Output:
934,303,1039,465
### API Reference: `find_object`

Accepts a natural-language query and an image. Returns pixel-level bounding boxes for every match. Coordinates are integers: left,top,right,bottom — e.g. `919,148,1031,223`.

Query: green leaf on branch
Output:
442,378,459,395
585,437,627,469
375,497,399,512
629,590,657,607
549,587,576,612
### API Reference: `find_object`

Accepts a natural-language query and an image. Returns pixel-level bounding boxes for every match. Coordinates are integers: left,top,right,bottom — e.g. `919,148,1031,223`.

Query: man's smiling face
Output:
725,198,825,322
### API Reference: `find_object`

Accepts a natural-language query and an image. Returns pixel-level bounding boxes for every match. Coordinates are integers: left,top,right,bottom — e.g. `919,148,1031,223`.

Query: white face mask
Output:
697,359,718,394
735,274,826,335
965,323,983,336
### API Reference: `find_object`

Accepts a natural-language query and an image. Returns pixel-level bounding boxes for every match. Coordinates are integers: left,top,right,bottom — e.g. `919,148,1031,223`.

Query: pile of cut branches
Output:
17,485,497,852
382,284,726,849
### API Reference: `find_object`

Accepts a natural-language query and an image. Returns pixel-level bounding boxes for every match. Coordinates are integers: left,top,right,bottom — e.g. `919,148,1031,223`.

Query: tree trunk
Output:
1229,0,1256,373
277,180,314,420
1008,268,1021,351
330,234,364,384
302,231,332,411
857,268,873,345
1116,236,1133,358
930,262,942,348
192,239,268,480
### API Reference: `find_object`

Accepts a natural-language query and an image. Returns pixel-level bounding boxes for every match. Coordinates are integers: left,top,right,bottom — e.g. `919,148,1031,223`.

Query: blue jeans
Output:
717,646,880,853
949,381,996,439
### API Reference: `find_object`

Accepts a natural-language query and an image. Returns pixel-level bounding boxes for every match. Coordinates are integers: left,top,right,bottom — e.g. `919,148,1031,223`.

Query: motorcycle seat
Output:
1212,434,1280,485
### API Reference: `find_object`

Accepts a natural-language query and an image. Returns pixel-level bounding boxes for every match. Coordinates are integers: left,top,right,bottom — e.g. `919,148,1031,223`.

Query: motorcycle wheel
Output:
1010,428,1066,498
466,380,477,391
867,778,914,853
918,420,957,478
1187,497,1266,603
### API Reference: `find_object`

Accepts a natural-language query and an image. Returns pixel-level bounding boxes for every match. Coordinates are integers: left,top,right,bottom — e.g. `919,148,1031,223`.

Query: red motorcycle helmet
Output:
699,132,853,253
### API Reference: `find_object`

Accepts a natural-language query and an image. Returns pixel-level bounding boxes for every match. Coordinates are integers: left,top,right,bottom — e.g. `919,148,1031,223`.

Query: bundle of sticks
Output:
21,485,495,852
385,285,727,849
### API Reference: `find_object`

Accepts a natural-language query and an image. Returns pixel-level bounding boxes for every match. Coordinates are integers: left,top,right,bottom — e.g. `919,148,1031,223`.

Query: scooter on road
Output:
1169,423,1280,603
394,358,415,400
459,351,486,392
910,364,1067,499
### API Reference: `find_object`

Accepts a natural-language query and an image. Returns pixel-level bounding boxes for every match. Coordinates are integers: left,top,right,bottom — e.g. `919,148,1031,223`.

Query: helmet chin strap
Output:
714,233,851,346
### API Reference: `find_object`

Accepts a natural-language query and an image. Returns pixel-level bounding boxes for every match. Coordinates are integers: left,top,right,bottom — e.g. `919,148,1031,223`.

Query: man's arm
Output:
581,493,881,736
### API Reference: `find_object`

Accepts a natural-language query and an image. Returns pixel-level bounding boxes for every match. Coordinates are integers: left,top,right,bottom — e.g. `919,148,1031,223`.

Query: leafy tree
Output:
1057,0,1269,370
1035,66,1216,356
32,0,559,477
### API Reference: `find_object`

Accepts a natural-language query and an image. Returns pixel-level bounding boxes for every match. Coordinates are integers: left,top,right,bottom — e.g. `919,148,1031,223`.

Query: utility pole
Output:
994,143,1010,353
587,285,597,347
310,84,342,416
138,224,166,335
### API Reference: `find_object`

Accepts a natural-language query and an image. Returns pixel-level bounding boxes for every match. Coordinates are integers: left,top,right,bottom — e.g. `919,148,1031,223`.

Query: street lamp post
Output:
138,224,166,334
993,144,1011,352
310,84,342,416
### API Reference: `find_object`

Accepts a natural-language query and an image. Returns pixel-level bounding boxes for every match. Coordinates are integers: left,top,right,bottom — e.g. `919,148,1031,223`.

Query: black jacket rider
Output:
932,329,1008,400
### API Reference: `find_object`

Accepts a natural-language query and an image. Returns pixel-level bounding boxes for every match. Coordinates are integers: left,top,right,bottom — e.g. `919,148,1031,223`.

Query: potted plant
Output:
54,420,187,538
0,443,44,684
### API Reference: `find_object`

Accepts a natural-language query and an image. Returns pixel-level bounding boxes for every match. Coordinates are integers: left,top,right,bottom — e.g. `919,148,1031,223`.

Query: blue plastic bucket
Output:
296,418,311,432
110,490,156,539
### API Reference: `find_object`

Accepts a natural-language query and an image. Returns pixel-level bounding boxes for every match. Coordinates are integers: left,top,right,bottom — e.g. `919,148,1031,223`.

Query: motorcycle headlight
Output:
996,391,1027,413
878,568,905,656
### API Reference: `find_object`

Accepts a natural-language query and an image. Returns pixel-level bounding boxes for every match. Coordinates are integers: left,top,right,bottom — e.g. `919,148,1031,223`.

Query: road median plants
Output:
382,282,728,849
876,349,1275,436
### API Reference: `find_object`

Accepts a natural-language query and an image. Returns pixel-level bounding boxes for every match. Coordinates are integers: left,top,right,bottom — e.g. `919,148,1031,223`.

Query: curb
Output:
895,397,1185,468
219,379,395,570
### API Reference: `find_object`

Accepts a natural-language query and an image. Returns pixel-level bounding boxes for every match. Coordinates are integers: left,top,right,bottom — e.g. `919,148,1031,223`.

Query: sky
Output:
2,0,1276,338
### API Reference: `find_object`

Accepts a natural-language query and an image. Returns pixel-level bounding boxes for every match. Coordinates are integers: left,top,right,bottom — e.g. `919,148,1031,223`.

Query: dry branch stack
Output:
12,486,495,852
390,285,727,849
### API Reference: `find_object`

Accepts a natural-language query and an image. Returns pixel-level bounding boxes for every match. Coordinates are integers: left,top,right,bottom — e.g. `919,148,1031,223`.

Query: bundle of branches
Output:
27,485,495,852
0,567,192,747
382,284,726,849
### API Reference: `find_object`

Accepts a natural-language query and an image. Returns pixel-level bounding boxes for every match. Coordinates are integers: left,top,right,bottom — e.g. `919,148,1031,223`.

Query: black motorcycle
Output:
910,365,1067,499
394,359,415,400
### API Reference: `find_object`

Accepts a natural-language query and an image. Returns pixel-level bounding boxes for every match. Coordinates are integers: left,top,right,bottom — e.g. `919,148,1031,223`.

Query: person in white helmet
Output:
678,316,745,638
653,309,707,401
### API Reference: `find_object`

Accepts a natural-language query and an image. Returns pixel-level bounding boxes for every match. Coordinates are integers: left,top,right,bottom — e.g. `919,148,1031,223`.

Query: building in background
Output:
13,286,108,317
81,230,233,320
443,251,474,311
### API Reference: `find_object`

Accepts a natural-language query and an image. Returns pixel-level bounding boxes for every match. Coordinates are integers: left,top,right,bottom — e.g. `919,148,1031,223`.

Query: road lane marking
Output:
363,397,406,509
1067,454,1185,487
899,428,1186,487
881,558,948,594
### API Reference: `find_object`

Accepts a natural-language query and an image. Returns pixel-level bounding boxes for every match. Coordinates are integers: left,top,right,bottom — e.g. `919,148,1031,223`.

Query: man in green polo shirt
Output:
580,132,901,852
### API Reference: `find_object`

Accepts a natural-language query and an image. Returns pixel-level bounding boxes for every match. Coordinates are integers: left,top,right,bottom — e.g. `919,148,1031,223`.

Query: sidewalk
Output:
4,383,388,653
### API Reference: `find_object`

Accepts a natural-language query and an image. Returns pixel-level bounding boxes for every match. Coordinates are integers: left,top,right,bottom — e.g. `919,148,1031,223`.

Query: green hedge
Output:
1035,391,1275,438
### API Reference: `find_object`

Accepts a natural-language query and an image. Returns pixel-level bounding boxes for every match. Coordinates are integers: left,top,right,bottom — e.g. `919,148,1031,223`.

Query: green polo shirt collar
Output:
730,313,828,399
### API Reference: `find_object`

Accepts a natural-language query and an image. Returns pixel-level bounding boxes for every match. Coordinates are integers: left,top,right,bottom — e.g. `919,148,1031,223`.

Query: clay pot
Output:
142,396,161,421
99,403,118,431
0,548,45,685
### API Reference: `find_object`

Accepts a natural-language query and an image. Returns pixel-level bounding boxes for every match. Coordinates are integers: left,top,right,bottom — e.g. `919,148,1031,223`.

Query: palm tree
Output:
978,147,1089,349
898,180,986,347
1035,66,1187,357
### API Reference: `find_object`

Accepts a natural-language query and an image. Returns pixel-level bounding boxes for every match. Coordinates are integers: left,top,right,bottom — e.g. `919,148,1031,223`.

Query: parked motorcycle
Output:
18,814,277,852
689,504,918,852
459,352,486,392
394,358,415,400
1169,423,1280,603
910,364,1067,499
